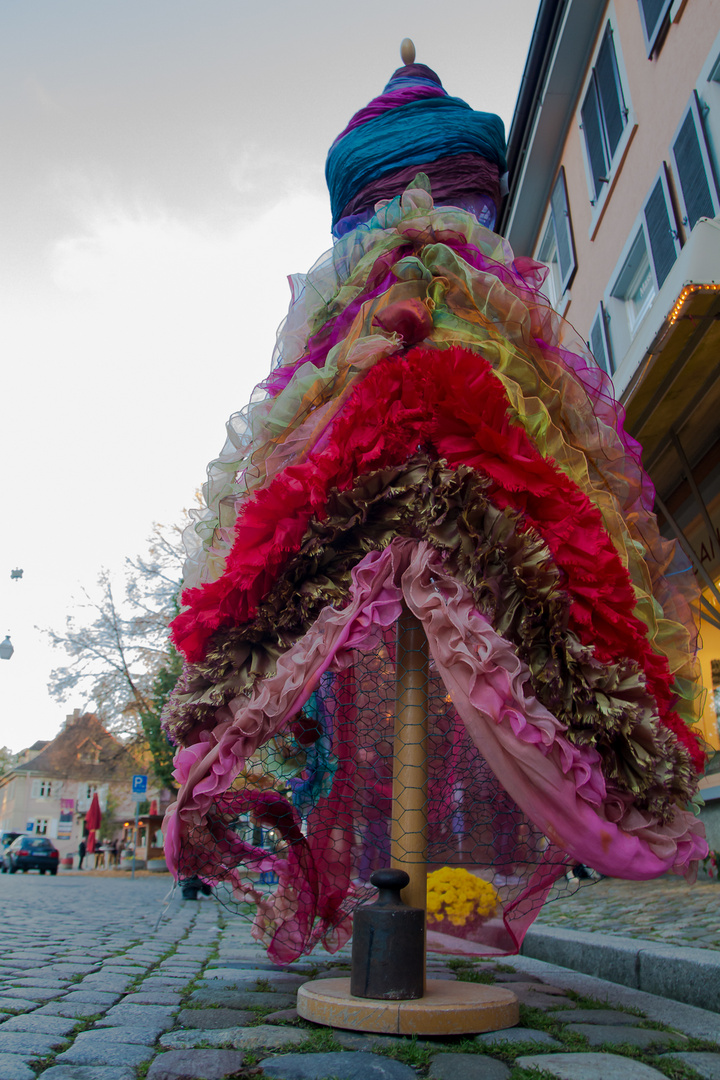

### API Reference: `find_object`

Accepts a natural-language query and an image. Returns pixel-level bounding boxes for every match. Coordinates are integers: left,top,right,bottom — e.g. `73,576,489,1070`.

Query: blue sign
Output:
26,821,34,833
131,774,148,794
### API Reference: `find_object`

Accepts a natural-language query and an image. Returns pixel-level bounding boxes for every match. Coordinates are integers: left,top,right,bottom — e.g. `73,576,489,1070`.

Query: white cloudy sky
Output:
0,0,539,753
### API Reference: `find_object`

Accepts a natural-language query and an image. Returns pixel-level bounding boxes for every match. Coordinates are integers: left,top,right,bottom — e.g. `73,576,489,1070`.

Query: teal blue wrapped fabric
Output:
326,94,506,227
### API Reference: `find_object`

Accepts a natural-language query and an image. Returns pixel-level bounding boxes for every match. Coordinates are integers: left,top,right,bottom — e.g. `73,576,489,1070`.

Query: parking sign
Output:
131,774,148,796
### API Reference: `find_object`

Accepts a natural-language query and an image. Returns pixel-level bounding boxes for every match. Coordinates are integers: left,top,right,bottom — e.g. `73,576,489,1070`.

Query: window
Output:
36,819,48,836
611,231,657,350
581,24,629,203
606,169,680,365
537,168,577,308
31,779,53,799
589,304,613,376
85,784,98,800
670,92,720,233
642,166,681,289
637,0,673,57
538,224,562,308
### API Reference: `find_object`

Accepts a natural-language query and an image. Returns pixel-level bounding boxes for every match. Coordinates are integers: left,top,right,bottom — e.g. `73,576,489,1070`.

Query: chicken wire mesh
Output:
176,618,593,960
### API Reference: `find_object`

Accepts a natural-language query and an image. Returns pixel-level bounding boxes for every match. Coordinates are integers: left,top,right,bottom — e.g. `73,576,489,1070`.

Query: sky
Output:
0,0,540,754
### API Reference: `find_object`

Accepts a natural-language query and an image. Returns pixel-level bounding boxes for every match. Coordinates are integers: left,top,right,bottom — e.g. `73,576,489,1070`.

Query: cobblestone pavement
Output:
1,872,720,1079
537,874,720,950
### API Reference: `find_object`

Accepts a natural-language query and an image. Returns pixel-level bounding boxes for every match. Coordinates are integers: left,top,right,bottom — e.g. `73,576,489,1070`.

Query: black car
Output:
3,836,59,875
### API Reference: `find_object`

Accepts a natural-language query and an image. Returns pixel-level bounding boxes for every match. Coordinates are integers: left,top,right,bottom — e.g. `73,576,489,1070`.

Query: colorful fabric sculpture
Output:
162,62,708,965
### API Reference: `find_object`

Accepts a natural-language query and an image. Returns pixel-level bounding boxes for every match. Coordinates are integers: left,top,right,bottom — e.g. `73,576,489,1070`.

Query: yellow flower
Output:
426,867,499,928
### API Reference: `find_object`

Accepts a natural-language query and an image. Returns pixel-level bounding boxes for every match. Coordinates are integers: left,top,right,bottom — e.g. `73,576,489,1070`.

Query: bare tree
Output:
44,521,185,748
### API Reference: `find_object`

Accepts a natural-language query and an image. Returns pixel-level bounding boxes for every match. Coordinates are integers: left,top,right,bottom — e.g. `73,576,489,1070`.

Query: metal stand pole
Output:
297,600,519,1033
391,602,428,988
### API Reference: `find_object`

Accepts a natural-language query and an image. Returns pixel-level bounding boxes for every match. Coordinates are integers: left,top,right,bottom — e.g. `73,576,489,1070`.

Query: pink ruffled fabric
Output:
165,538,705,961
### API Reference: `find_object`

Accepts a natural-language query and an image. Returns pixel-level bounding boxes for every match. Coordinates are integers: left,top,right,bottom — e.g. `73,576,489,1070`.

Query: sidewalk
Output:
1,873,720,1079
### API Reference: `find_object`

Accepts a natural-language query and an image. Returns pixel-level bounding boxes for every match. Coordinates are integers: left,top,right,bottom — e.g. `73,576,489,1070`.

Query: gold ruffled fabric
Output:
166,457,695,819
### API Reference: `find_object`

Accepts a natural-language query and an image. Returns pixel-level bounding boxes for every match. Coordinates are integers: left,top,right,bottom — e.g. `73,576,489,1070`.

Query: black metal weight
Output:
350,868,425,1000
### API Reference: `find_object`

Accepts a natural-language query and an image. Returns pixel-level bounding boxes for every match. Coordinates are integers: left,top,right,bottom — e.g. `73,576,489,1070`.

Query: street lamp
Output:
0,635,13,661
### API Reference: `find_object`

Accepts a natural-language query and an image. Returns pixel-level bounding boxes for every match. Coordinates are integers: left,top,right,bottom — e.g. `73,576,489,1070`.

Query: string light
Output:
667,283,720,326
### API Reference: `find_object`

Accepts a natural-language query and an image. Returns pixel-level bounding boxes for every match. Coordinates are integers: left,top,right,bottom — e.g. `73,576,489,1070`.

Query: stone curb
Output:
522,926,720,1012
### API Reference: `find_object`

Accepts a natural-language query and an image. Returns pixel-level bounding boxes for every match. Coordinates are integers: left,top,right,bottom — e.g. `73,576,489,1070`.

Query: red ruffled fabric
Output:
172,345,704,769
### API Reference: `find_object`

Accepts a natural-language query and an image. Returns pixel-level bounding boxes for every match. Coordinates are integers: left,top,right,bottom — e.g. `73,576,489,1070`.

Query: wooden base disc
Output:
297,977,519,1036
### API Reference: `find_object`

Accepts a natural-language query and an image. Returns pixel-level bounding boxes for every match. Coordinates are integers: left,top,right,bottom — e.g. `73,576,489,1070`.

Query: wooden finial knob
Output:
400,38,416,65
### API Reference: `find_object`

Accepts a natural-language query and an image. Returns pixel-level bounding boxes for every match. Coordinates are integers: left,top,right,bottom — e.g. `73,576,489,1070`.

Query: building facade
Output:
0,711,145,861
501,0,720,754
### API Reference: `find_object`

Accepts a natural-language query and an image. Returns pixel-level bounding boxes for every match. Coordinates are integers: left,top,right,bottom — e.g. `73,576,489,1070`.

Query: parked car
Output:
3,836,59,875
0,832,22,871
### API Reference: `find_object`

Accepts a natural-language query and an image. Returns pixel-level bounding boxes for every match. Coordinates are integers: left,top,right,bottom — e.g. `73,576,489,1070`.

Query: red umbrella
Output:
85,792,102,854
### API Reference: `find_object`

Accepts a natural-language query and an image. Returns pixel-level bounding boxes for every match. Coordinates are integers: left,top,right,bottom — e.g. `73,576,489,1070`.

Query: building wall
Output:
538,0,720,342
522,0,720,749
1,774,147,861
0,773,27,833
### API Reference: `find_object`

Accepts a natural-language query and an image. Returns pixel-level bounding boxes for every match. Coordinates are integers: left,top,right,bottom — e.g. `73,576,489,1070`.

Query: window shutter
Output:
581,82,607,200
595,30,625,159
643,168,680,289
671,93,720,232
550,168,576,294
637,0,673,56
590,304,613,376
31,780,41,799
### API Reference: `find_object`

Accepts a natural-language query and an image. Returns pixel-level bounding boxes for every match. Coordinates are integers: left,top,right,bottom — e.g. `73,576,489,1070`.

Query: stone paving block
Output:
11,976,72,988
190,988,297,1010
496,980,567,995
72,1026,163,1045
487,971,542,983
659,1052,720,1078
0,1030,69,1054
547,1009,643,1024
0,996,43,1013
97,1004,177,1029
202,968,277,983
507,990,576,1009
139,978,189,989
203,969,307,991
332,1032,410,1050
49,965,101,976
160,1024,308,1051
121,991,183,1006
0,1013,78,1034
258,1050,418,1079
475,1026,563,1048
79,975,135,992
176,1007,256,1028
0,1053,37,1080
514,1052,668,1078
428,1054,510,1080
565,1023,687,1049
40,1066,138,1079
55,1041,155,1067
36,1002,109,1019
1,985,65,1000
264,1008,299,1025
61,991,122,1006
145,1049,248,1079
213,960,270,971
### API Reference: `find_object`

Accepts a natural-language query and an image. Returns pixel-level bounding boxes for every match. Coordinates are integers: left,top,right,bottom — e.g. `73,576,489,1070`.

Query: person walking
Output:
77,838,86,870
